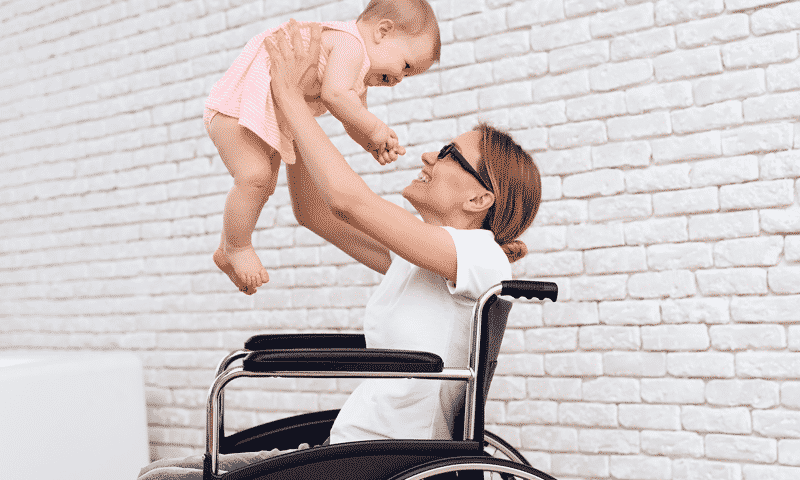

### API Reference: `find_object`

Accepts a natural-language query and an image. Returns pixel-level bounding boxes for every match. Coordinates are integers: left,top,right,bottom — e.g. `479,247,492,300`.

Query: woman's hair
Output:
357,0,441,63
474,122,542,263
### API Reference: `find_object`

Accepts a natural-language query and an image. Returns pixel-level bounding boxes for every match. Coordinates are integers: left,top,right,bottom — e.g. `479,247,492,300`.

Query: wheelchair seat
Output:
204,280,558,480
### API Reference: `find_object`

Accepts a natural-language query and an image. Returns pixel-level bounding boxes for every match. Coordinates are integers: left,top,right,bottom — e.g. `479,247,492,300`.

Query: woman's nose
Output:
421,151,437,166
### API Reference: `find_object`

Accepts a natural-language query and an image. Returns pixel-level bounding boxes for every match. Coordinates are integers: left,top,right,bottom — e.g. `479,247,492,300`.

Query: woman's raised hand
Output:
265,19,323,107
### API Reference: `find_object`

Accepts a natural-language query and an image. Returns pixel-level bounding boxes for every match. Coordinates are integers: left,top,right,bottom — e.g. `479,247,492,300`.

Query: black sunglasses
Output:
438,144,493,192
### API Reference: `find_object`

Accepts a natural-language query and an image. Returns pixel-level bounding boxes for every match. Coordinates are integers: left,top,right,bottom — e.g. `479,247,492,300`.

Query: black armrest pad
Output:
242,349,444,373
244,334,366,350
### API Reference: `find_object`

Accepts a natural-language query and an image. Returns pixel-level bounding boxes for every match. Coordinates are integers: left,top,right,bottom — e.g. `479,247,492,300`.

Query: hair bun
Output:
501,239,527,263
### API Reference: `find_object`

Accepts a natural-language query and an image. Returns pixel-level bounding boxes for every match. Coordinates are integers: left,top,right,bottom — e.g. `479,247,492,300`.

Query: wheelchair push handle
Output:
500,280,558,302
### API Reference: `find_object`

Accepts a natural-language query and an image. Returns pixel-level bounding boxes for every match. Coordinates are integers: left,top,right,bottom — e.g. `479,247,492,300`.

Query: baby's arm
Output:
320,31,397,162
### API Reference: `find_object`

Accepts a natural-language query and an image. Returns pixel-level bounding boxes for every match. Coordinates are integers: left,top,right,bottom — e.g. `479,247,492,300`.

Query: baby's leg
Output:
208,112,281,292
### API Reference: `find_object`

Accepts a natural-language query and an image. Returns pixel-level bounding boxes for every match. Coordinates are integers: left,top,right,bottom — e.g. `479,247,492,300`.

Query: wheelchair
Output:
204,280,559,479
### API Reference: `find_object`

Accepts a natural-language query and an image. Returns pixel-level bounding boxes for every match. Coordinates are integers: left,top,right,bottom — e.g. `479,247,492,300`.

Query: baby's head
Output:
356,0,441,87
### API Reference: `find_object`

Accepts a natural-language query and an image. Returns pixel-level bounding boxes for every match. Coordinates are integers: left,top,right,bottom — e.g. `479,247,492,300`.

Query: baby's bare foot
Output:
225,245,270,291
213,248,256,295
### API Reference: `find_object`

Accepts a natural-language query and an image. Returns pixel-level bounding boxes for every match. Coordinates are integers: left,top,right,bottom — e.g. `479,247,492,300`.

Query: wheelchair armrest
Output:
244,333,366,350
242,348,444,373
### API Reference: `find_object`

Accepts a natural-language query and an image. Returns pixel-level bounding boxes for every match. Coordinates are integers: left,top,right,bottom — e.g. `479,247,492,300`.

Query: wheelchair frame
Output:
204,280,558,479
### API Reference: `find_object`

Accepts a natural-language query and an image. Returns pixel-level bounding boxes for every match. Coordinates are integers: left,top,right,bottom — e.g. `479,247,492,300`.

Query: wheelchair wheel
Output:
483,430,530,466
388,456,557,480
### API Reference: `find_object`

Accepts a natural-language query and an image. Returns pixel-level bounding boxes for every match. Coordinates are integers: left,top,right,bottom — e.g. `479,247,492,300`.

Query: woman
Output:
139,20,541,478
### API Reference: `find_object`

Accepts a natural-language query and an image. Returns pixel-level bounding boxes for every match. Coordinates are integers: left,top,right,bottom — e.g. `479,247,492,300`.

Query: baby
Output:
204,0,441,294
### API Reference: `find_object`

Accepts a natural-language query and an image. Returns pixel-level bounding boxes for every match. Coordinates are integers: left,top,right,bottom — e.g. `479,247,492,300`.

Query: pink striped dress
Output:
204,20,371,164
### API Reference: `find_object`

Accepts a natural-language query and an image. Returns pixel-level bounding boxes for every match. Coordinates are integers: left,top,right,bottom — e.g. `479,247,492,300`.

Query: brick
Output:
697,268,768,295
695,70,766,107
550,40,610,74
490,376,527,400
440,63,490,95
549,120,607,149
563,169,624,198
673,459,742,480
647,243,713,271
580,326,641,350
744,91,800,123
654,46,722,82
521,425,577,452
541,176,563,200
611,26,676,61
737,352,800,378
506,400,557,424
520,251,584,277
628,164,691,194
559,402,617,427
676,13,749,48
496,353,545,375
502,330,526,353
545,352,603,376
761,150,800,180
535,147,592,176
530,17,591,51
619,404,681,430
706,434,777,463
433,91,478,118
642,325,709,351
454,9,508,41
653,187,719,215
721,123,794,155
533,70,591,103
722,32,798,69
572,275,628,301
591,59,654,93
565,0,626,17
788,235,800,262
714,236,783,267
668,352,735,378
579,429,638,454
492,52,549,82
689,210,759,241
643,431,703,458
582,377,640,402
706,379,781,408
682,406,752,434
591,3,654,38
475,31,532,62
509,101,567,129
605,352,666,377
661,297,730,324
607,111,671,140
652,130,722,164
626,81,692,115
566,91,626,121
625,217,688,245
506,0,565,29
543,302,599,326
672,101,743,135
767,59,800,93
655,0,724,25
525,328,578,352
769,266,800,293
610,455,672,480
551,453,610,478
589,194,653,221
743,465,800,480
642,378,705,404
629,270,697,299
600,300,661,325
567,223,625,249
527,378,583,400
753,410,800,438
592,141,651,168
585,246,647,274
690,155,759,187
751,1,800,35
534,199,589,225
778,440,800,466
519,226,566,253
478,81,533,110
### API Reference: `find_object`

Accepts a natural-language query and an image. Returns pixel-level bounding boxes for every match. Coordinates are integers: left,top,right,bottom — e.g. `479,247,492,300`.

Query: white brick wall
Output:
1,0,799,477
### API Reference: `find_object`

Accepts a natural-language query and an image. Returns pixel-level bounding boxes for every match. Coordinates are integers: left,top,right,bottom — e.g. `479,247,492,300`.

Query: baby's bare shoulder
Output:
321,29,364,55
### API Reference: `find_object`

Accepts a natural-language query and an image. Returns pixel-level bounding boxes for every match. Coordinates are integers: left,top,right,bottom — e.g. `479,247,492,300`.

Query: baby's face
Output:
365,32,436,87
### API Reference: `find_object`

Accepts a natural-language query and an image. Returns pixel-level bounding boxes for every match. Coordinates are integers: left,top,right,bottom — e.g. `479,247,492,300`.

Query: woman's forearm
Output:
281,96,374,213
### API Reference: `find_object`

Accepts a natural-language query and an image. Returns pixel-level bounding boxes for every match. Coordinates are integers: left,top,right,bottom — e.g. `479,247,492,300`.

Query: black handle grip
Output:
500,280,558,302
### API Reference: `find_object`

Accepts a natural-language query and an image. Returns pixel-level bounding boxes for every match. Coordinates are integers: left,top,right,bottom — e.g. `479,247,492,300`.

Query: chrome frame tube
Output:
205,366,475,475
213,350,249,442
463,283,504,442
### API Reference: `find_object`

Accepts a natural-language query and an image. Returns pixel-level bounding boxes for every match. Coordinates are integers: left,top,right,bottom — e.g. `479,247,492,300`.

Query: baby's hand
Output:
377,131,406,165
369,123,405,165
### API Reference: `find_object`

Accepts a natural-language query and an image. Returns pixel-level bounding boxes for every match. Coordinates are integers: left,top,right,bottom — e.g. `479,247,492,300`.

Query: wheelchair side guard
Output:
204,440,483,480
221,409,339,454
244,333,366,351
387,456,558,480
242,348,444,373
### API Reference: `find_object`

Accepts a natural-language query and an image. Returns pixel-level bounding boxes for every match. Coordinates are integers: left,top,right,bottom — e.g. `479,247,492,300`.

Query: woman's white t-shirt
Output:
329,226,512,443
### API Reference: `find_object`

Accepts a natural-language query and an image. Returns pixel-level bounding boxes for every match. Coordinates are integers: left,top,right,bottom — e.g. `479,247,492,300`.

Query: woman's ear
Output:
464,190,494,214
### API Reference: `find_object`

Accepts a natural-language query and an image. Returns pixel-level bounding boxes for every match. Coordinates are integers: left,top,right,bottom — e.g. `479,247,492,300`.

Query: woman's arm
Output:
266,21,458,283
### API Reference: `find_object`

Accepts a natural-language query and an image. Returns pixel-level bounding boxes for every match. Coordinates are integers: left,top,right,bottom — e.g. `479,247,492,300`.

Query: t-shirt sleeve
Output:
442,226,512,302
